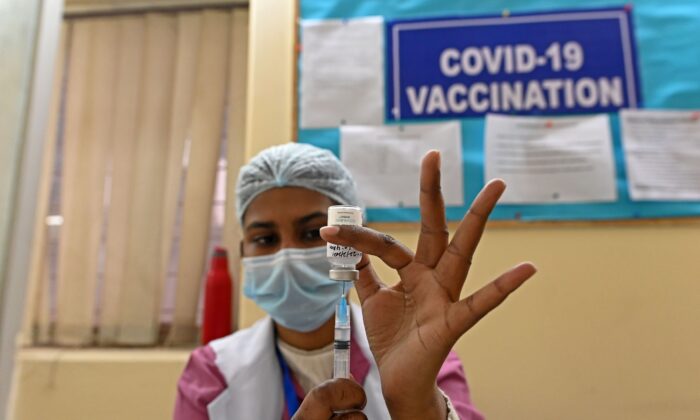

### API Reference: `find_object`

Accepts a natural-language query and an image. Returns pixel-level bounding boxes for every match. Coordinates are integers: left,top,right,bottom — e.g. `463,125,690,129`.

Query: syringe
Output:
333,282,351,379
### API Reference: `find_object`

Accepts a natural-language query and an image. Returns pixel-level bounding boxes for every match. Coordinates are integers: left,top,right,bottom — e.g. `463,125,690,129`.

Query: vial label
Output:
327,243,361,259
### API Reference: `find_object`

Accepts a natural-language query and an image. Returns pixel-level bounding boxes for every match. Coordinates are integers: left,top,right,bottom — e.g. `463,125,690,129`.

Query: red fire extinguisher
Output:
201,246,233,345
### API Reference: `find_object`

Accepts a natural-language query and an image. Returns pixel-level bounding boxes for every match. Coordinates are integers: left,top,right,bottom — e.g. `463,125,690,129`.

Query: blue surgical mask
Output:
242,246,348,332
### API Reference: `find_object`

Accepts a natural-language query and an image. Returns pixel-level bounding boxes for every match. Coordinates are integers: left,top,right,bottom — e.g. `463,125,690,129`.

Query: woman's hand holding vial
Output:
320,150,537,420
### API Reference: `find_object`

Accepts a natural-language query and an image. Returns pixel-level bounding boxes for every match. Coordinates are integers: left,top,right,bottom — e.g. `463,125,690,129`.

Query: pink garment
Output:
175,337,483,420
174,345,226,419
438,351,484,420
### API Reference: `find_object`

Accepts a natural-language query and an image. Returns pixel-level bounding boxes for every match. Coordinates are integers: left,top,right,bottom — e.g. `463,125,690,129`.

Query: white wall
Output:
0,0,41,305
1,0,64,416
0,1,43,416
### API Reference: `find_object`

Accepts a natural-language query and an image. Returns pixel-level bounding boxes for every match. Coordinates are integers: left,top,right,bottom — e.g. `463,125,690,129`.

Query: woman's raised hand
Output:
320,150,537,420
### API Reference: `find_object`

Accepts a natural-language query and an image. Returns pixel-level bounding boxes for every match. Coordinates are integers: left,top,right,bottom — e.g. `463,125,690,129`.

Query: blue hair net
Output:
236,143,361,223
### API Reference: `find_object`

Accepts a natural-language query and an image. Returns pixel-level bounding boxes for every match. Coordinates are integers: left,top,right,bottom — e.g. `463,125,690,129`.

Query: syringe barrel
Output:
333,339,350,379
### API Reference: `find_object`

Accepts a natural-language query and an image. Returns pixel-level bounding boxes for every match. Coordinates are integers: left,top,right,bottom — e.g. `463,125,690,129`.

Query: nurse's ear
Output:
239,240,244,258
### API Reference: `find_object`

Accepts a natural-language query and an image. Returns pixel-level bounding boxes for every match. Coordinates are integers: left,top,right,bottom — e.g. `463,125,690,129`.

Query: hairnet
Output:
236,143,361,223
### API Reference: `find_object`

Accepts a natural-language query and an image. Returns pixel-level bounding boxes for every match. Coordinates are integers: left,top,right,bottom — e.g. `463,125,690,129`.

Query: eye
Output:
251,234,278,247
302,228,322,242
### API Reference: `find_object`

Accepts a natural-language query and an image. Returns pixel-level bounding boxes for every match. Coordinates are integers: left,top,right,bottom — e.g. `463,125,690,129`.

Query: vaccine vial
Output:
327,205,362,281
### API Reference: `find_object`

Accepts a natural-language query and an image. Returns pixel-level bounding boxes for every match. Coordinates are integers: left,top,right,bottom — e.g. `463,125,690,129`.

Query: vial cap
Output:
329,269,359,281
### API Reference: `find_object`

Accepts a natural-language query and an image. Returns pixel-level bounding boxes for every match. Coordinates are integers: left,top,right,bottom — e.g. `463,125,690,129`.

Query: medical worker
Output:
174,143,536,419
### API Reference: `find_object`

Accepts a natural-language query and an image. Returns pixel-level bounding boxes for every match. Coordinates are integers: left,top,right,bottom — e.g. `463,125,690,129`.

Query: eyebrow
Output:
245,221,275,232
296,211,327,226
244,212,327,232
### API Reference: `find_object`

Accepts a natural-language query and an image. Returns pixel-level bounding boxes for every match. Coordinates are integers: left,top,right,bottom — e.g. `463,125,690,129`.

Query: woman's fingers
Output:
293,378,367,420
353,255,383,302
320,225,414,272
451,262,537,336
415,150,449,268
436,179,506,300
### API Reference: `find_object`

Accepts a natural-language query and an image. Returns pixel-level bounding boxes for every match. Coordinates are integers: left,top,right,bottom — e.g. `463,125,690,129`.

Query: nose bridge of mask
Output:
242,246,331,294
244,246,326,267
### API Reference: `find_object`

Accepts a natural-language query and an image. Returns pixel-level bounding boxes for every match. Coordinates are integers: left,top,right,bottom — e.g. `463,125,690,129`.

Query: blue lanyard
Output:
274,344,301,418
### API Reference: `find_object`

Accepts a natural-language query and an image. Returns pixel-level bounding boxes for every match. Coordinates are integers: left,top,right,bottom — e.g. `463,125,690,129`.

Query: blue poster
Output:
300,0,700,222
386,7,642,121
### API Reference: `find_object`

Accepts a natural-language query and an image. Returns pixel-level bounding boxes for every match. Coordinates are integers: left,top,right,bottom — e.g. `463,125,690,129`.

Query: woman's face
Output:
241,187,333,257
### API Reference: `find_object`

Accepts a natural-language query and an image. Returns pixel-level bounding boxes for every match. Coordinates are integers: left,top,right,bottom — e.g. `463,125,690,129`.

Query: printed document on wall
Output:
300,17,384,128
621,109,700,201
340,122,463,208
485,114,617,204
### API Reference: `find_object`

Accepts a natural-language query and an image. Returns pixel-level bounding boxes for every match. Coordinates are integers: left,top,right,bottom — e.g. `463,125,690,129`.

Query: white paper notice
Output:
621,109,700,201
484,114,617,204
300,17,384,129
340,122,464,208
